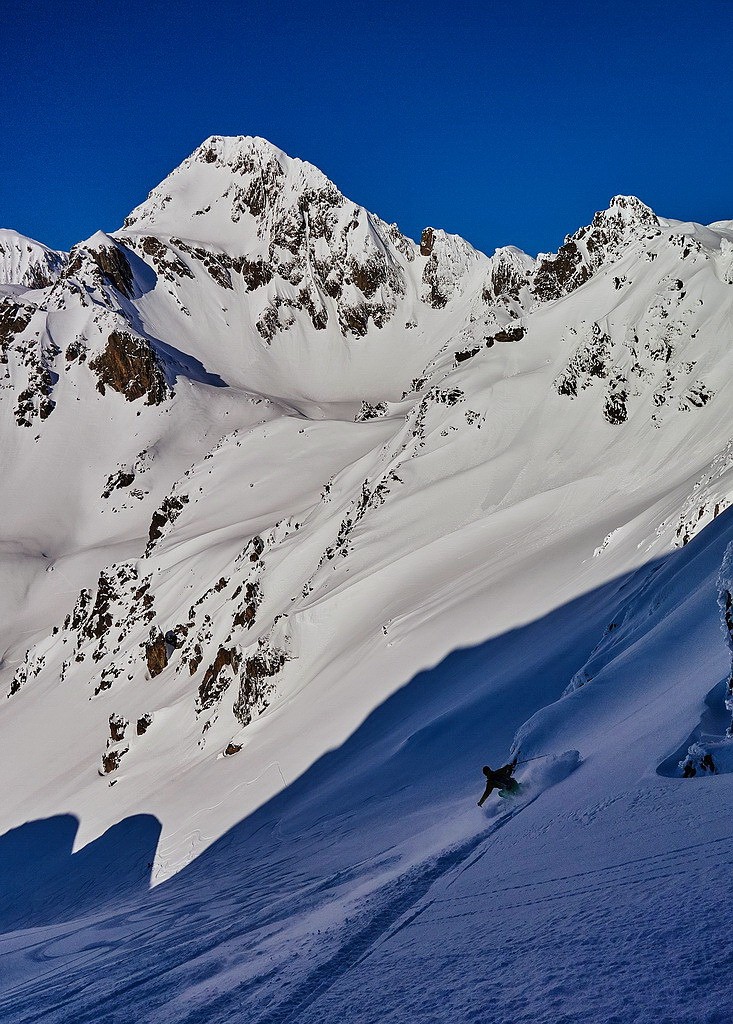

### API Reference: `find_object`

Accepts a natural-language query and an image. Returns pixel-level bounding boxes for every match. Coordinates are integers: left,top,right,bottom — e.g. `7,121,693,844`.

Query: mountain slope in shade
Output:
2,136,733,1023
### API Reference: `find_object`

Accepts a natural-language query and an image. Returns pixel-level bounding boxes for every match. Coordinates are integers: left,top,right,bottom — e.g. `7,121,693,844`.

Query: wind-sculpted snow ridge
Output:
4,138,733,1021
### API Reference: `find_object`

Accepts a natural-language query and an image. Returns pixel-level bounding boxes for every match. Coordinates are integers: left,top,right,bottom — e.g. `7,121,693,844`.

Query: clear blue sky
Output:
4,0,732,256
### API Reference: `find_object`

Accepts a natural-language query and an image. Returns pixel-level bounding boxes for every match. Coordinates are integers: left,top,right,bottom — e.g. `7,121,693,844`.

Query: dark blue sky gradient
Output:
3,0,732,255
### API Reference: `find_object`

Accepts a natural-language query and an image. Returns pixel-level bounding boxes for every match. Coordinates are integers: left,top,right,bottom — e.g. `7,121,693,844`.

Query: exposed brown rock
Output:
146,630,168,678
298,286,328,331
147,494,189,547
492,324,526,345
93,244,134,298
231,256,273,291
233,605,256,628
65,340,87,363
99,747,127,775
233,647,286,727
1,301,58,427
84,573,117,641
350,255,387,299
455,347,481,364
533,241,590,302
486,260,528,302
603,376,629,425
224,743,242,756
232,580,261,629
172,239,234,289
339,303,371,335
138,236,195,282
355,401,388,422
89,330,168,405
420,227,436,257
533,197,660,302
421,256,448,309
248,536,265,562
555,322,612,398
256,304,280,343
102,467,135,499
109,714,127,742
199,647,240,710
66,243,134,298
188,644,204,676
136,713,153,736
0,301,33,361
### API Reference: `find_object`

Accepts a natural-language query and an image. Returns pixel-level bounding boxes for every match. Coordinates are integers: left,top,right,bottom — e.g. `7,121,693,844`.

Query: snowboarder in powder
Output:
478,757,519,805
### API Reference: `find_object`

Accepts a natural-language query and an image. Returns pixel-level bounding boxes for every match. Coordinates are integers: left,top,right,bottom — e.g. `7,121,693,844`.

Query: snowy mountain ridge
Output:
0,228,67,291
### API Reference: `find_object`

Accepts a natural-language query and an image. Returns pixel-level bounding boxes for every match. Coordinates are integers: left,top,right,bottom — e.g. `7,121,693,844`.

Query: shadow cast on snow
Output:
2,508,733,1019
656,678,731,777
115,250,229,390
0,558,668,929
0,813,160,931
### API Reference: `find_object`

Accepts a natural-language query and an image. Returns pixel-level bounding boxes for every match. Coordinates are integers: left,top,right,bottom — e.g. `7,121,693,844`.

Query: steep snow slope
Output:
2,509,733,1024
2,136,733,1021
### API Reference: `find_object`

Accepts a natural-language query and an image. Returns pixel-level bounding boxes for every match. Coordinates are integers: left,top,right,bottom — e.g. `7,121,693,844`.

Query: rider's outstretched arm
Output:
478,783,494,806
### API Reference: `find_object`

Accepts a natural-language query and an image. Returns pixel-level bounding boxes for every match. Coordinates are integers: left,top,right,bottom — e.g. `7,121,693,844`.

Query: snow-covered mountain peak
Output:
123,134,371,250
117,135,428,347
195,133,292,167
190,134,337,202
482,244,535,305
594,193,659,230
418,227,489,308
0,229,67,291
532,194,661,302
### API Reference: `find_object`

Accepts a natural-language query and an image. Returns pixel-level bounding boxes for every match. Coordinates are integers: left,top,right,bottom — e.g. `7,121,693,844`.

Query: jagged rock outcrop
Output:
0,298,34,356
147,493,190,549
136,713,153,736
89,330,168,405
198,646,240,711
64,235,135,299
233,641,287,726
533,196,660,302
0,298,59,425
420,228,486,308
482,246,534,305
102,466,136,498
99,747,127,775
109,713,128,742
145,628,168,678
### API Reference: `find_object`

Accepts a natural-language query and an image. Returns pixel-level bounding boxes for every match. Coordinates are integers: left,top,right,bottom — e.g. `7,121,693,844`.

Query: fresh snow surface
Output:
2,137,733,1022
